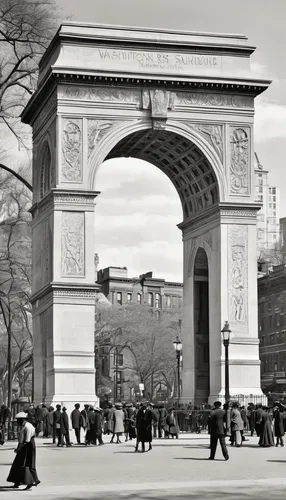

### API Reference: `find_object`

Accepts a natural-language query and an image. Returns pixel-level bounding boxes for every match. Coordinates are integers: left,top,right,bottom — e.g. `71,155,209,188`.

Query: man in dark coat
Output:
35,404,47,437
135,402,153,452
60,407,71,447
247,403,255,436
71,403,82,444
209,401,229,461
94,407,104,445
86,407,96,445
53,404,62,446
255,403,263,438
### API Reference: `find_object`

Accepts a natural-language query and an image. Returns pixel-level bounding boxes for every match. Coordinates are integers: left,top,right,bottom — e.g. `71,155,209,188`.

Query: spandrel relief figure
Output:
62,213,84,276
230,128,249,194
62,121,82,182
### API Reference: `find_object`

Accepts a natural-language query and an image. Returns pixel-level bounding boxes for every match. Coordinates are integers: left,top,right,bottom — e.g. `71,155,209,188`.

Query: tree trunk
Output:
7,326,12,409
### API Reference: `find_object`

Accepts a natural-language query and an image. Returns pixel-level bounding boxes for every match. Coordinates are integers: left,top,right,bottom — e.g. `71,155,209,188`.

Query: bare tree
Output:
95,304,181,400
0,0,59,148
0,169,32,406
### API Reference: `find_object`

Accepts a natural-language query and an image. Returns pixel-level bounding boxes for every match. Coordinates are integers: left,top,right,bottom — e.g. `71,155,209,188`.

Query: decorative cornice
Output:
47,368,95,375
230,337,260,345
31,282,100,305
30,189,100,216
178,202,261,233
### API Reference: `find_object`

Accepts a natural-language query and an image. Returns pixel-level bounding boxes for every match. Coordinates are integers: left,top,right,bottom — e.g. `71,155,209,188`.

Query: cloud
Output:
255,100,286,142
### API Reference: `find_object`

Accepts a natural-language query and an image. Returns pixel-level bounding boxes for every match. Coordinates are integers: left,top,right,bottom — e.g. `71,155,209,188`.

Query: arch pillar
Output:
30,189,100,409
180,203,264,405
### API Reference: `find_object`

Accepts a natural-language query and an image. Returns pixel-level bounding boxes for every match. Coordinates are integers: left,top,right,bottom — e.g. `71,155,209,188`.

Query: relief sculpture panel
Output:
188,124,223,162
229,127,250,195
228,226,248,326
61,118,83,182
61,212,85,276
88,120,113,160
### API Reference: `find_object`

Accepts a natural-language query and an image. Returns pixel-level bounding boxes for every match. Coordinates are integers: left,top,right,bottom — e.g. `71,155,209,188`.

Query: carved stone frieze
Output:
88,120,113,159
63,85,141,105
61,212,85,276
229,127,250,195
220,207,258,218
53,289,97,298
228,225,248,324
188,124,223,162
54,194,95,205
175,92,253,108
61,119,83,182
42,218,51,285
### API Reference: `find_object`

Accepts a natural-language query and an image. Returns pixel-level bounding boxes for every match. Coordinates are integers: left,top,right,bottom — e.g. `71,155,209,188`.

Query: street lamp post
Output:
173,335,182,400
221,321,232,403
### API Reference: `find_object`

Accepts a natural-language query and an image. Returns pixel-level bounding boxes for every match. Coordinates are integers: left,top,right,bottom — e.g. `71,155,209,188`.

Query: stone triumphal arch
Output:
22,23,270,407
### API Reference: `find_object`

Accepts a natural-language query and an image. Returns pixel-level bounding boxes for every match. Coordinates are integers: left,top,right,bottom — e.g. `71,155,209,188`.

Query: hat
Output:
148,402,154,407
214,401,222,407
94,407,101,412
62,407,67,411
15,412,28,419
56,404,61,409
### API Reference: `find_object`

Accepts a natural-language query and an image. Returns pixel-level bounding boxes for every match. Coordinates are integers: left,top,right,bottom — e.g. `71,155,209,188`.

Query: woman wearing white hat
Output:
6,412,40,490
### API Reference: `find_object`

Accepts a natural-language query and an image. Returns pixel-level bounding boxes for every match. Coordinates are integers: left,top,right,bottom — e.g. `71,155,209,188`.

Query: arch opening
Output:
106,129,219,220
194,247,210,405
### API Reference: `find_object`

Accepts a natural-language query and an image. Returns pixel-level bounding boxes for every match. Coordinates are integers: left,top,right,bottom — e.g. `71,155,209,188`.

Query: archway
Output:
193,248,209,405
22,23,268,409
105,129,219,219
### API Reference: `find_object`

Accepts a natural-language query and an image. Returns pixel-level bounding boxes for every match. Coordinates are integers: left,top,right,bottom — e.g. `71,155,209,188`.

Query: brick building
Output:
96,267,182,402
258,264,286,395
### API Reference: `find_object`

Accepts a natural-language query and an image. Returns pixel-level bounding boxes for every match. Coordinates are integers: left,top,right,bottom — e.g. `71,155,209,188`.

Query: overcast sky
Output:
55,0,286,282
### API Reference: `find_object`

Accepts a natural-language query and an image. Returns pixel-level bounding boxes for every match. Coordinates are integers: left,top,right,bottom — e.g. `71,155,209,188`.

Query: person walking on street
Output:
273,402,284,447
230,402,243,447
113,403,125,444
94,407,104,445
71,404,82,444
255,403,263,438
7,412,40,490
152,405,159,438
158,405,167,439
209,401,229,461
135,402,153,452
53,405,62,447
0,404,10,444
60,407,71,447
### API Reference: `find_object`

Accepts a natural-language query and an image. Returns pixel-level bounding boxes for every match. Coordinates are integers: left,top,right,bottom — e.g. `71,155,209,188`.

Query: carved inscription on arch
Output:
228,226,248,325
61,212,85,276
61,119,83,182
229,127,250,195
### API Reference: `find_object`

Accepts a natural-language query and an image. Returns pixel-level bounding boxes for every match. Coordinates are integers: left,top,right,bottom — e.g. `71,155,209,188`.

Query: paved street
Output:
0,433,286,499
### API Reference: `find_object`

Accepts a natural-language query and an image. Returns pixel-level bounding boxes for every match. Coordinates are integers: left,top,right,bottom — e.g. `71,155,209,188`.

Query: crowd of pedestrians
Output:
2,398,286,490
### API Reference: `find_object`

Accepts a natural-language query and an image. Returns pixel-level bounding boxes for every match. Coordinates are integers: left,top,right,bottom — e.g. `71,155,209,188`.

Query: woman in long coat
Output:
7,412,40,490
273,403,284,446
135,404,153,452
112,404,125,444
259,407,274,447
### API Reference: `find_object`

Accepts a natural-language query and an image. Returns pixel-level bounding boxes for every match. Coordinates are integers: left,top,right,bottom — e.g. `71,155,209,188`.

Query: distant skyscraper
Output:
255,152,280,258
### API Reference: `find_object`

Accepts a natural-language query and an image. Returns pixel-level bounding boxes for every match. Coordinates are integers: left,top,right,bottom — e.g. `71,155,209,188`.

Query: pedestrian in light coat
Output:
112,403,125,444
230,402,244,447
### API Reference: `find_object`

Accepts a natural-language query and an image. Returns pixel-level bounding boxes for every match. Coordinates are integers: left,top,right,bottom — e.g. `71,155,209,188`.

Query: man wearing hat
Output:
209,401,229,461
7,412,40,490
71,403,82,444
53,404,62,447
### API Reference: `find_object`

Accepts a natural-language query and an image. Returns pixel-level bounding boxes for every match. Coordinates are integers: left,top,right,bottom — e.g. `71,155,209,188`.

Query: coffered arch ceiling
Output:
106,129,219,220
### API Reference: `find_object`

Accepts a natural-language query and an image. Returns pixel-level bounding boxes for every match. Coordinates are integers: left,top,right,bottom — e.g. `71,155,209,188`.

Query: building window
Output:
137,293,142,305
127,293,132,304
268,300,272,312
155,293,160,309
166,295,171,308
155,309,161,320
114,353,124,367
116,292,122,305
116,370,123,383
148,293,154,307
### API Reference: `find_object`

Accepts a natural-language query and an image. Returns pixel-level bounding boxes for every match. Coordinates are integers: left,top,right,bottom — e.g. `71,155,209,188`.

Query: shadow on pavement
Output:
173,457,225,461
267,460,286,463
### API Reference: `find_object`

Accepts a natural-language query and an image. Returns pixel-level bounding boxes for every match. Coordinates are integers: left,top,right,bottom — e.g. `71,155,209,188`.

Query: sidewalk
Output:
0,434,285,499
